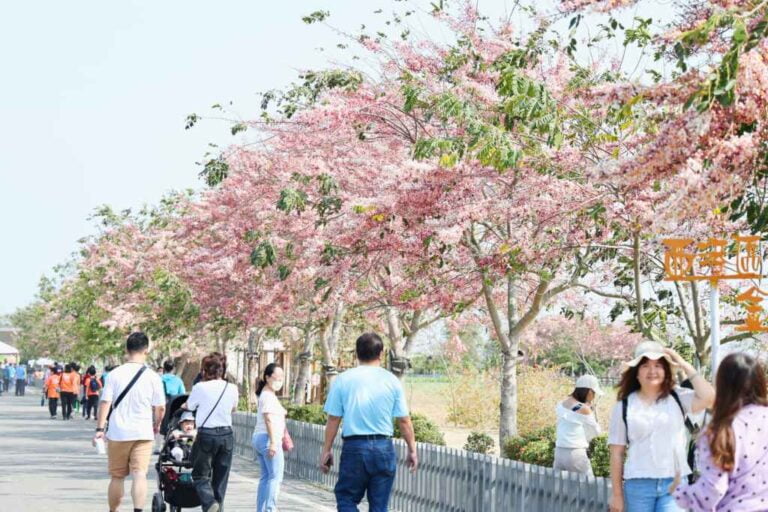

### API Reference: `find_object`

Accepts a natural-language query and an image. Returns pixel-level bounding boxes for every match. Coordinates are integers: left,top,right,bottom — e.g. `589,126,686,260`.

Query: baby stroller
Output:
152,395,199,512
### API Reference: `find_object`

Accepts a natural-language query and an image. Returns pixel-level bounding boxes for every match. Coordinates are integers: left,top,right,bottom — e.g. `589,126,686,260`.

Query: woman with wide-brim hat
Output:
607,341,715,512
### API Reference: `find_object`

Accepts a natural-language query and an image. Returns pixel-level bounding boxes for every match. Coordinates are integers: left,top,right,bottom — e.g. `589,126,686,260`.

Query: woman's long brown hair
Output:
617,357,674,401
708,352,768,471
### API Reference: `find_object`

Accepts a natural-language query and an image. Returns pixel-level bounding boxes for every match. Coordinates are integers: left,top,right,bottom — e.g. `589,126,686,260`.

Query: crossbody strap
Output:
670,389,696,434
622,397,629,446
107,366,147,424
198,381,228,429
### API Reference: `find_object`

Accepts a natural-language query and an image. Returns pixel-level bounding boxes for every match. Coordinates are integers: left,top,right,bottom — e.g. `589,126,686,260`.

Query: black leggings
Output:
60,392,75,419
85,395,99,418
48,397,58,417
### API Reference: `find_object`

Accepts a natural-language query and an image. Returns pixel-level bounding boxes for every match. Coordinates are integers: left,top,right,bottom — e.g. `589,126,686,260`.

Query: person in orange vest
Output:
44,366,63,419
59,364,81,420
83,366,102,420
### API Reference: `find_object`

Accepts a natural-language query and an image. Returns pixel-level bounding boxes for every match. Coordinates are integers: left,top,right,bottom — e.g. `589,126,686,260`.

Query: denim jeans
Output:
334,438,396,512
253,432,284,512
624,478,683,512
191,427,234,512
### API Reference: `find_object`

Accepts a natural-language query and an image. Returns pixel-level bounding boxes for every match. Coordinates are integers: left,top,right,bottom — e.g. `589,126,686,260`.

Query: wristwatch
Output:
96,428,105,432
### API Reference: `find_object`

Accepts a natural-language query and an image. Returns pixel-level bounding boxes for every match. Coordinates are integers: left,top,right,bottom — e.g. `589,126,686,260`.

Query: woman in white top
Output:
252,363,287,512
608,342,714,512
554,374,602,475
185,353,239,512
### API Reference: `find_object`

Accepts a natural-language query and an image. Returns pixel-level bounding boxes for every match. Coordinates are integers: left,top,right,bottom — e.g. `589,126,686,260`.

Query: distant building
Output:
0,327,20,363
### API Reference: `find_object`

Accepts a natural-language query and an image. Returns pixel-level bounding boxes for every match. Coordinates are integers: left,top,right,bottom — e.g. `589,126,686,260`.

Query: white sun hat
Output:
575,374,605,396
624,341,677,368
179,411,195,424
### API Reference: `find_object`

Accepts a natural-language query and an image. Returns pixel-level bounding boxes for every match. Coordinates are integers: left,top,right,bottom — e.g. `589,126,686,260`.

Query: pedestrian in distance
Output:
321,332,418,512
553,374,602,475
253,363,288,512
44,366,63,419
70,362,82,415
608,341,715,512
4,362,15,393
185,352,239,512
59,364,80,420
160,360,186,400
83,366,102,420
93,332,166,512
673,352,768,510
15,363,27,396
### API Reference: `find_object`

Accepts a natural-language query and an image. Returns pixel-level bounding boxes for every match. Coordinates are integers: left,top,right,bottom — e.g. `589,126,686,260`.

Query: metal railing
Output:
232,412,612,512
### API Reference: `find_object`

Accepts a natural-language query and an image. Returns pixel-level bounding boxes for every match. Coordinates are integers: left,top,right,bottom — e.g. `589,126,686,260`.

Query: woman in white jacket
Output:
553,374,602,475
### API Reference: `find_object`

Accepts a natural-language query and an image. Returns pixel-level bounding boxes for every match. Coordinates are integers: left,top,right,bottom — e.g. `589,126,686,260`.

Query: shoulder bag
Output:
105,366,147,434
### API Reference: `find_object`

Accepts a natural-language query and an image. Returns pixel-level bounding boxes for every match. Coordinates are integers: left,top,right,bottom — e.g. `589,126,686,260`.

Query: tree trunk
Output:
632,232,646,335
245,328,261,411
384,306,425,379
499,344,518,442
320,302,344,390
292,327,315,405
384,307,408,380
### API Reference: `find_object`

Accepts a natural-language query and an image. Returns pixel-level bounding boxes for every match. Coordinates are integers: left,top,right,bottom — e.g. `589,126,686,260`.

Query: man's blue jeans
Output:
624,478,683,512
253,432,284,512
334,438,397,512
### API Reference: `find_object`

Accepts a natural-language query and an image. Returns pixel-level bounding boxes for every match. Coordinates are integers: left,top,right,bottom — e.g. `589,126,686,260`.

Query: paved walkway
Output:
0,389,342,511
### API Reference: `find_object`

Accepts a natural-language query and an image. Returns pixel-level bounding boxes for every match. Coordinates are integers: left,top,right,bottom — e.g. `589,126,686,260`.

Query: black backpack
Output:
622,389,700,483
89,377,101,392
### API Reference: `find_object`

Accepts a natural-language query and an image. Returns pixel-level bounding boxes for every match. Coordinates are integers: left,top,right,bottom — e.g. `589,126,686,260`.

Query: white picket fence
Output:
232,412,612,512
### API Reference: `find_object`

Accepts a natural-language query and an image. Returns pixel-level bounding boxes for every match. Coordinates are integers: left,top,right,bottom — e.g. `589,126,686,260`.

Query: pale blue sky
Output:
0,0,668,316
0,0,408,315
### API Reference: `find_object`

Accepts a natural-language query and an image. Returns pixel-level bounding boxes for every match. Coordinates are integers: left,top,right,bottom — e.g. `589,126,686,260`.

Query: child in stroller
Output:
168,411,197,463
152,396,201,512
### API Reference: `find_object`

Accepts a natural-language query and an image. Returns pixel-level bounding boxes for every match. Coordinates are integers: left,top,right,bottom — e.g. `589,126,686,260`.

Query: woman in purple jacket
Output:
673,352,768,511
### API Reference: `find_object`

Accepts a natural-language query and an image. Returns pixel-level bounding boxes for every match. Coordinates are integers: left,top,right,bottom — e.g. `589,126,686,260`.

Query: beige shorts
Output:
107,439,153,478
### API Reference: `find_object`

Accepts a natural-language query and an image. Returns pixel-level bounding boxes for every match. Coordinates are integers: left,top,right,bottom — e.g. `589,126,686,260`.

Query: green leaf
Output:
276,188,308,214
230,122,247,136
733,19,748,44
184,113,199,130
302,10,330,24
198,158,229,187
250,242,276,268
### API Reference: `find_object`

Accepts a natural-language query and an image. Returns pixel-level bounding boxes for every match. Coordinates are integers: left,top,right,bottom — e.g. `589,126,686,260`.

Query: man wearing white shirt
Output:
94,332,166,512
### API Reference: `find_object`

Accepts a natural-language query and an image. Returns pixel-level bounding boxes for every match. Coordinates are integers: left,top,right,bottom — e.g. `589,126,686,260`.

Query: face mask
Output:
271,380,284,392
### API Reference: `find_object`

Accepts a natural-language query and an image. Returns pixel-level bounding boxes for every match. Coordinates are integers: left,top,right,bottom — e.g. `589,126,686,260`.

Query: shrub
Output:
502,427,610,476
464,431,495,454
395,412,446,445
520,439,556,467
285,403,327,425
501,426,556,465
237,395,254,412
588,435,610,477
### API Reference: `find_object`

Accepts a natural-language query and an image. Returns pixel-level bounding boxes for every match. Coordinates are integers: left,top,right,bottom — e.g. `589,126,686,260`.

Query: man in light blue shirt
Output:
4,363,15,393
321,332,418,512
160,361,186,399
15,364,27,396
